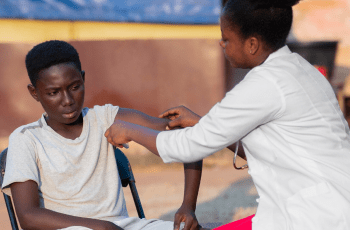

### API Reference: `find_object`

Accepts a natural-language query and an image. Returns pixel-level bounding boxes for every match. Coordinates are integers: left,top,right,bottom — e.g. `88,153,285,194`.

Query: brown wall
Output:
0,39,224,139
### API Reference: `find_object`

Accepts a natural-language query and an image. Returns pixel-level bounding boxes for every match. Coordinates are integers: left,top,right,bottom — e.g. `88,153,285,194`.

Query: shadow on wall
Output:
336,66,350,122
333,66,350,87
159,177,258,229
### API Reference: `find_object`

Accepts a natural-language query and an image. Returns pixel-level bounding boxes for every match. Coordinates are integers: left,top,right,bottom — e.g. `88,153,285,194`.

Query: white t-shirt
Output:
157,46,350,230
2,104,129,222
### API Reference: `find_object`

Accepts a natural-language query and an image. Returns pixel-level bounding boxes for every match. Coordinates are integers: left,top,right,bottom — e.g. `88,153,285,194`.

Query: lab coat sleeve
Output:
157,72,285,163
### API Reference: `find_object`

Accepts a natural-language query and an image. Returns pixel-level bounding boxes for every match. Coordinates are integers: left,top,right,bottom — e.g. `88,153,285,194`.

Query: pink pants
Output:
213,215,254,230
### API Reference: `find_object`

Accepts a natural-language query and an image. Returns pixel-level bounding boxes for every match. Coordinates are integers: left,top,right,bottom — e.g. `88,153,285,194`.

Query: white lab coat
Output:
157,46,350,230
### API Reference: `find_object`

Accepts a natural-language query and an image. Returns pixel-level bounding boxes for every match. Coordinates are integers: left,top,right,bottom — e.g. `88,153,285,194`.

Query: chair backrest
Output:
114,147,133,187
0,148,7,189
1,147,145,230
114,147,145,218
0,148,19,230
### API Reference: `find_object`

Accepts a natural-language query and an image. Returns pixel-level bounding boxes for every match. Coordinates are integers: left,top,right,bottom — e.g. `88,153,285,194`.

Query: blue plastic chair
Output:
0,147,145,230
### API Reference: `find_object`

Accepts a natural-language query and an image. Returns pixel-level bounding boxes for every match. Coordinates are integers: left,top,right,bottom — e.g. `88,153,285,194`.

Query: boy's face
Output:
28,63,85,127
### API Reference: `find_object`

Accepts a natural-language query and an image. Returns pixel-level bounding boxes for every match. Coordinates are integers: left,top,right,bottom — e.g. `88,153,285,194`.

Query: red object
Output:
316,66,327,77
213,215,254,230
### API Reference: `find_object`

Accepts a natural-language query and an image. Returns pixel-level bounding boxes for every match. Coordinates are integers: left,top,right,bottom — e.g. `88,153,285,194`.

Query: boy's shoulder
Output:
11,118,43,137
90,104,119,112
10,104,119,138
7,118,44,149
87,104,120,122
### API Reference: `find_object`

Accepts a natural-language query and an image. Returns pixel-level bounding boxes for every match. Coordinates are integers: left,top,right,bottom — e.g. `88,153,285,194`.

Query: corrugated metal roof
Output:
0,0,221,24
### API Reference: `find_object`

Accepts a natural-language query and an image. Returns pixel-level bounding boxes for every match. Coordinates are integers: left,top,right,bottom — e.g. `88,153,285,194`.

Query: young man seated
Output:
1,40,204,230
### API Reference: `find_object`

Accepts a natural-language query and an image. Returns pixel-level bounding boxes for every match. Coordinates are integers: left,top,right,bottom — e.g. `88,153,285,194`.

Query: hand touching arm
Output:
160,106,246,160
105,106,247,161
159,106,201,129
11,181,123,230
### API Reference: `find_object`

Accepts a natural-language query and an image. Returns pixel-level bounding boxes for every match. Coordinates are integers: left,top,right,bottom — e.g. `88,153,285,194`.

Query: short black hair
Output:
25,40,82,87
223,0,300,51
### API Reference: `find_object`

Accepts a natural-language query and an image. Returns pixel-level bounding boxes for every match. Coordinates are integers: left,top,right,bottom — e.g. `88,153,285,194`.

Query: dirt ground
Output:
125,164,258,229
0,146,257,230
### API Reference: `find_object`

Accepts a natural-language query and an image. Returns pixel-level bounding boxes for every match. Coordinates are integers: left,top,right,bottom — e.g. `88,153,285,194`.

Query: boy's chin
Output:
65,113,83,126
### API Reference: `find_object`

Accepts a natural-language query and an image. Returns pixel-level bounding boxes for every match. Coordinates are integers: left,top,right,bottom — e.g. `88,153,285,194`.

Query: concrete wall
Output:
293,0,350,68
0,39,224,147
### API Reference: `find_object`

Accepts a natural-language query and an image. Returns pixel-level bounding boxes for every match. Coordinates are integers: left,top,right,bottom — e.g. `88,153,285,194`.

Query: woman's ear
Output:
246,36,260,55
27,84,39,102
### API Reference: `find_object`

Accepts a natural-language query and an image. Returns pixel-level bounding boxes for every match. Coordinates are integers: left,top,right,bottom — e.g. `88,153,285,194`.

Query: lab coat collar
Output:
264,45,292,64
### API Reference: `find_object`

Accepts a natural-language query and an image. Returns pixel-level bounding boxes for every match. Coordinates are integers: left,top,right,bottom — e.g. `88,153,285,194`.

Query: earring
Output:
250,50,252,54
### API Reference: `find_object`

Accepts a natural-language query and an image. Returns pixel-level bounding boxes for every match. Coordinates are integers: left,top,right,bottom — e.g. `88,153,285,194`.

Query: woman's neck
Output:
250,47,275,68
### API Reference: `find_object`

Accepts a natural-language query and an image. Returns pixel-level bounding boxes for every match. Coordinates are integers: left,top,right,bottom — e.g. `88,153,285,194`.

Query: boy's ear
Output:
81,70,85,82
27,84,40,102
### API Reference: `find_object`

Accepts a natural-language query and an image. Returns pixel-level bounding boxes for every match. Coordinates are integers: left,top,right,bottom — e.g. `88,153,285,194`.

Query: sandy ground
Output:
0,141,256,229
126,164,258,229
0,160,257,230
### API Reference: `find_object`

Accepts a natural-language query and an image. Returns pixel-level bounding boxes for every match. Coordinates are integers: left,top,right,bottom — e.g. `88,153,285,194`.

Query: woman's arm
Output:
160,106,246,160
11,180,123,230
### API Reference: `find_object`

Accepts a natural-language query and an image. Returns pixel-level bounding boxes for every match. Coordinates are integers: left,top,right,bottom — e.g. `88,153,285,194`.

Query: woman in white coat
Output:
105,0,350,229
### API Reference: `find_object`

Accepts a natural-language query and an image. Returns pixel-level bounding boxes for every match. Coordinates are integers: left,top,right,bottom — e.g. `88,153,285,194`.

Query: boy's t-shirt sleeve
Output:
92,104,120,129
1,130,40,196
105,104,120,127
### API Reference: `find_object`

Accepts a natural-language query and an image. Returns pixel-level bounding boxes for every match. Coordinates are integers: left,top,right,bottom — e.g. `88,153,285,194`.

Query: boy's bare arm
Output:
174,161,203,230
109,108,204,229
115,108,170,131
11,181,123,230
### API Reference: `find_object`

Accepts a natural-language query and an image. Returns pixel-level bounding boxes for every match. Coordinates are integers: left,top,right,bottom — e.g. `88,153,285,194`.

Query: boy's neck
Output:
45,113,84,140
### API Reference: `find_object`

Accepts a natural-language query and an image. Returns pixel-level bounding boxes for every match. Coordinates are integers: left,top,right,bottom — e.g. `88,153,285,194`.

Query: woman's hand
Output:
104,120,132,148
174,204,200,230
159,106,201,129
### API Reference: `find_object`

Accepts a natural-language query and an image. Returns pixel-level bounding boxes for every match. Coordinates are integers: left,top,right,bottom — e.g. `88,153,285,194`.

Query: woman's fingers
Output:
159,105,191,118
168,118,184,129
159,107,180,118
160,105,201,129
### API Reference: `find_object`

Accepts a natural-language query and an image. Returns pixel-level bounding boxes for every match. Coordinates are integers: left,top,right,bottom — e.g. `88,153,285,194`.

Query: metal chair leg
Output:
3,193,19,230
